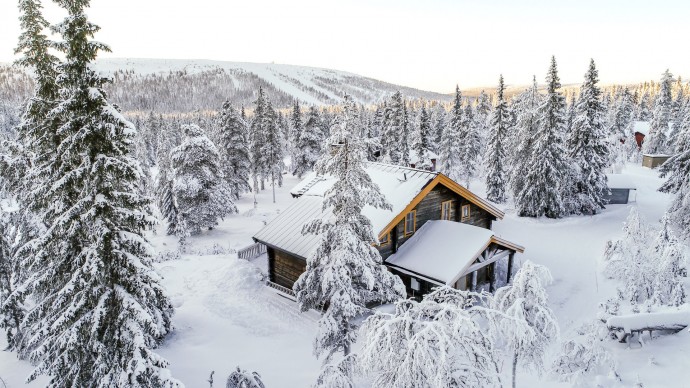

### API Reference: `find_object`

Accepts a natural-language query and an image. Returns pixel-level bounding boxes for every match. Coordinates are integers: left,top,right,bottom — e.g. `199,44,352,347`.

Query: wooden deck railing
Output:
266,280,296,299
237,242,266,261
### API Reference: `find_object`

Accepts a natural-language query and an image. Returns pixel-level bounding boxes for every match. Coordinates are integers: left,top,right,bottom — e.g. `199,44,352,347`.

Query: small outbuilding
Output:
605,174,637,204
632,121,650,149
642,154,672,169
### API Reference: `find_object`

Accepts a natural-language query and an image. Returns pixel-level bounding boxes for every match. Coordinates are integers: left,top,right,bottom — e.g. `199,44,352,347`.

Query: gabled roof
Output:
385,220,524,285
255,162,507,259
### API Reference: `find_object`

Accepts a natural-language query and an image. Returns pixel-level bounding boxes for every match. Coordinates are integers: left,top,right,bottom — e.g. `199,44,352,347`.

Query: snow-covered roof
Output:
385,221,495,285
290,163,439,233
606,174,637,190
256,163,509,261
642,154,672,158
258,163,439,259
633,121,675,137
632,121,650,136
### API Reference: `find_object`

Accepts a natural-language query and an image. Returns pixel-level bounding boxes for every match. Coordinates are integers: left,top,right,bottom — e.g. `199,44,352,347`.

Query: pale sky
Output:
0,0,687,93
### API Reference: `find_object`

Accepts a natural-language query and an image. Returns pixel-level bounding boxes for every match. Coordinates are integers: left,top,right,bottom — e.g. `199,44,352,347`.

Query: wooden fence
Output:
237,242,267,261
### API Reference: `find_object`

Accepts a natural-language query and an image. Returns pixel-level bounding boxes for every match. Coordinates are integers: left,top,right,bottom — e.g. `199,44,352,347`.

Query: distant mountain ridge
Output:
92,58,453,112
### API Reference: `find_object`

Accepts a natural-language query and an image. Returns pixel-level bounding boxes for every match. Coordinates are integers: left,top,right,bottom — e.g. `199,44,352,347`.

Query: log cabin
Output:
253,162,524,299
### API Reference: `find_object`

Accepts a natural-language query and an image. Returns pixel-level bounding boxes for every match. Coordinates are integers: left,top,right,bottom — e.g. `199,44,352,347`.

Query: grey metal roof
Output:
254,163,438,259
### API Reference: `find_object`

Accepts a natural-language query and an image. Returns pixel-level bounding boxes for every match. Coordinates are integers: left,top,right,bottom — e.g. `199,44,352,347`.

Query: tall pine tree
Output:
217,101,251,200
566,59,610,215
293,105,324,178
644,70,674,154
170,124,235,237
293,96,405,385
516,57,568,218
440,86,465,183
14,1,179,385
458,103,481,187
484,75,509,203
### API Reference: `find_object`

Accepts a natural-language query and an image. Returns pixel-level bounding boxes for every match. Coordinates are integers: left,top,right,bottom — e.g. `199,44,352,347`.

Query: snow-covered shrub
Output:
650,215,687,307
604,209,688,307
226,367,265,388
552,321,616,386
360,287,502,388
314,354,358,388
603,208,654,302
493,260,560,388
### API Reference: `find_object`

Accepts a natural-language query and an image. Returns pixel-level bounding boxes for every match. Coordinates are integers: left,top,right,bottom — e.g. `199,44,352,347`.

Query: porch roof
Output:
384,220,522,285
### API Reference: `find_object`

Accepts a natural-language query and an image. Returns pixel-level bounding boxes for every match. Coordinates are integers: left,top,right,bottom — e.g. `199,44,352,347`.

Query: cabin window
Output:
378,232,390,246
441,200,452,221
404,211,416,235
461,204,471,221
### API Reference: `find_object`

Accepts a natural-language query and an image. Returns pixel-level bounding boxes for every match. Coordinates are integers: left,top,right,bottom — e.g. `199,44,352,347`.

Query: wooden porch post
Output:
507,252,514,283
471,271,477,291
489,262,495,293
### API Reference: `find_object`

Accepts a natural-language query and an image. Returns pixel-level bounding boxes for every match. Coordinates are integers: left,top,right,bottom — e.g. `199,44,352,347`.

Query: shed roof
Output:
633,121,651,136
385,220,522,285
606,174,637,190
633,120,675,137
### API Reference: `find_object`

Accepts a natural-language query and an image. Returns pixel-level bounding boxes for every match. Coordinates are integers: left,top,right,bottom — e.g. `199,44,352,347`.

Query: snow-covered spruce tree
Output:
566,59,610,215
14,0,59,159
456,104,482,187
643,70,674,154
249,87,268,192
516,57,568,218
400,104,411,167
432,103,446,153
381,91,405,164
260,97,284,203
170,124,235,237
440,86,465,183
289,99,303,165
637,90,652,121
484,75,509,203
493,261,559,388
360,287,502,388
157,157,179,236
226,367,266,388
609,87,635,141
475,90,492,158
650,214,687,307
293,96,405,378
659,105,690,237
509,77,541,201
669,77,687,145
0,210,23,346
412,104,433,169
13,1,179,385
217,101,251,200
293,105,324,178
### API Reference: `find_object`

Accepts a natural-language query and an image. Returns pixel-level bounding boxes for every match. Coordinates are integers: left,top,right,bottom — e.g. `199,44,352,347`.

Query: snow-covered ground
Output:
2,163,689,387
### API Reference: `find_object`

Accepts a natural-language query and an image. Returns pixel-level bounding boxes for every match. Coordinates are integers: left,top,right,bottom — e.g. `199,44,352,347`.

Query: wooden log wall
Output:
270,248,306,289
378,184,496,260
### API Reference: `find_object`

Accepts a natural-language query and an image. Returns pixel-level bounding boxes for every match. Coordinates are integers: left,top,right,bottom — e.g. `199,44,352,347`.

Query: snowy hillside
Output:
94,58,452,111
